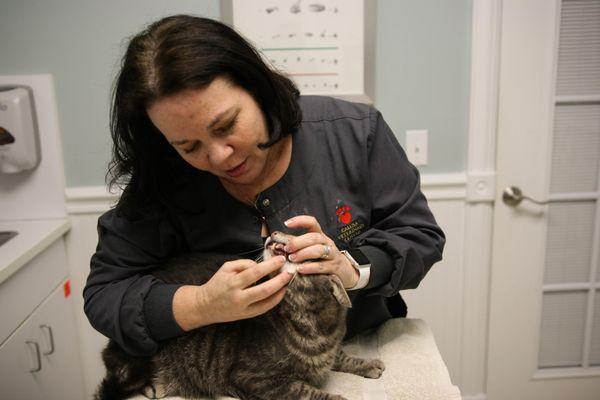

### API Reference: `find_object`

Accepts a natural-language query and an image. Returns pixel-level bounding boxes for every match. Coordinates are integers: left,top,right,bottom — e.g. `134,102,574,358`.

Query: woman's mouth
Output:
225,159,248,178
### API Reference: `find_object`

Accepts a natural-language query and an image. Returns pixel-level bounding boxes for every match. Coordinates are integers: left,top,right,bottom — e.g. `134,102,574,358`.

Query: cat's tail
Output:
94,340,153,400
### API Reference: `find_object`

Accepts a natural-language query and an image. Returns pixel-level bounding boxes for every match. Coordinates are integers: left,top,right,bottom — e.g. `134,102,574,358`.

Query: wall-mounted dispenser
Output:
0,87,41,173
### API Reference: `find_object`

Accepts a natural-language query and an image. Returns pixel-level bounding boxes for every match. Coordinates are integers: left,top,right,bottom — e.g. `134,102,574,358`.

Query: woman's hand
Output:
283,215,359,289
174,256,291,331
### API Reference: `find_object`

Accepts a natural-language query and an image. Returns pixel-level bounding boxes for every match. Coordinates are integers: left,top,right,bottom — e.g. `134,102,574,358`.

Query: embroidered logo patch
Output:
335,204,352,225
335,202,366,243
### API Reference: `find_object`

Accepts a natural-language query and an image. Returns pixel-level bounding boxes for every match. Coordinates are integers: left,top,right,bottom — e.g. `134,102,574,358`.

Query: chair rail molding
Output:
66,173,468,214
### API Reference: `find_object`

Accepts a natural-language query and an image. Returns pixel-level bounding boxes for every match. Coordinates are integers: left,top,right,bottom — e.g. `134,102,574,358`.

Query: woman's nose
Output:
207,141,234,166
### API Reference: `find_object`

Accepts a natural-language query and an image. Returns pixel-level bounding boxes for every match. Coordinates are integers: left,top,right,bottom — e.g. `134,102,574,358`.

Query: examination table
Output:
129,318,461,400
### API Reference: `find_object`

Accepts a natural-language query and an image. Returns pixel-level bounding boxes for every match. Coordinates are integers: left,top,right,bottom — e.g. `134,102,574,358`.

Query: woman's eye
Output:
215,116,238,136
183,142,200,154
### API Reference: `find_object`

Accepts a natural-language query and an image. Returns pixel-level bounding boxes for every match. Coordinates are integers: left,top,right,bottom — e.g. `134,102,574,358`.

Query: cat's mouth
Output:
265,236,287,257
264,232,298,282
264,231,352,308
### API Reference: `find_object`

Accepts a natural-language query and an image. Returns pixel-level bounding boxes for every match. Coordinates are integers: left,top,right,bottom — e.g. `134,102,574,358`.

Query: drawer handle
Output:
25,340,42,373
40,324,55,355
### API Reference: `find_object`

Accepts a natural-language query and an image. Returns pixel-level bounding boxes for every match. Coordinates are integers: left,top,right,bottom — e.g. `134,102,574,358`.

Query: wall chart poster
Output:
232,0,364,97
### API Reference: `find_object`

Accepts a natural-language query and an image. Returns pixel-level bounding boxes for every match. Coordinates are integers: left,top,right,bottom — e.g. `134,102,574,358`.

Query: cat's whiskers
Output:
233,244,266,258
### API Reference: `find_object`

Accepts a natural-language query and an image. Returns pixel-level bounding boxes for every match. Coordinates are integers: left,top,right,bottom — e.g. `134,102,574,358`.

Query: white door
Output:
487,0,600,399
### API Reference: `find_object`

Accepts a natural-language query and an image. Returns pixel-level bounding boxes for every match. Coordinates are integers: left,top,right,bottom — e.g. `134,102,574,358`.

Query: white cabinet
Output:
0,236,85,400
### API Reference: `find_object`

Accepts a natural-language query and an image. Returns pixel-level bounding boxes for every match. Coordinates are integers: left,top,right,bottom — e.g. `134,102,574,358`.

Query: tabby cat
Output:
95,232,385,400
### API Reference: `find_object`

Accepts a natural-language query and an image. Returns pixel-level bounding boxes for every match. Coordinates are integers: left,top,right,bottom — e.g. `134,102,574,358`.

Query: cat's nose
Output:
270,231,291,245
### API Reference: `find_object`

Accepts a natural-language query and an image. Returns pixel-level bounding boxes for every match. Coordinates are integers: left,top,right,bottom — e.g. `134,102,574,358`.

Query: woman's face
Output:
147,77,272,186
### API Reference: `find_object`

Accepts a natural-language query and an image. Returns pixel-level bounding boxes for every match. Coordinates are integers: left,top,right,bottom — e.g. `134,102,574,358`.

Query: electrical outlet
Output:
405,130,428,166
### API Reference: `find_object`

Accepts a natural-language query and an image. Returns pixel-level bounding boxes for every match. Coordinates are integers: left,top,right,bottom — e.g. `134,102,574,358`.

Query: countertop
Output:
0,218,71,285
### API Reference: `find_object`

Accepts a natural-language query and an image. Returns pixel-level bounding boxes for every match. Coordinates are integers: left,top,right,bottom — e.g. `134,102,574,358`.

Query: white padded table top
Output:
130,318,461,400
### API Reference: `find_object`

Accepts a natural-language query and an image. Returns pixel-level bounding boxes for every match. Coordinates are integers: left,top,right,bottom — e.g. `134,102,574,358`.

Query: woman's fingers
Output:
295,261,329,274
234,256,286,288
284,215,323,233
203,256,290,324
288,242,332,263
283,215,335,262
242,271,293,306
245,286,288,317
284,232,328,253
220,258,259,272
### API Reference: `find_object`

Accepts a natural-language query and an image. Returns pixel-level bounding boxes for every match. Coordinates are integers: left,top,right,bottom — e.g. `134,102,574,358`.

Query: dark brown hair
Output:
108,15,301,216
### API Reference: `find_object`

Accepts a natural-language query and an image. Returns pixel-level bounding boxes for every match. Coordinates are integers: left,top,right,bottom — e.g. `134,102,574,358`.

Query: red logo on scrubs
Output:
336,205,352,225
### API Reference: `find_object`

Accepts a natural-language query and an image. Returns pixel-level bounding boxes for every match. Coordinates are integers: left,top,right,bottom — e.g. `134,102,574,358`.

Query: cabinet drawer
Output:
0,280,85,400
0,239,67,345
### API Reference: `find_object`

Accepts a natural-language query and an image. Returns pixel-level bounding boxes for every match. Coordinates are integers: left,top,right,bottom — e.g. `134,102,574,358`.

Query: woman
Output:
84,15,445,356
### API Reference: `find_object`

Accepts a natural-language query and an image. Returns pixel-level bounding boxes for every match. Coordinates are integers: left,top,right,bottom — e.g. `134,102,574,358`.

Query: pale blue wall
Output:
375,0,471,174
0,0,221,187
0,0,470,186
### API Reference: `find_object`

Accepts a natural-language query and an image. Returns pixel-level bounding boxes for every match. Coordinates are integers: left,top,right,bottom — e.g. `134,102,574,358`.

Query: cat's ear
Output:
329,275,352,308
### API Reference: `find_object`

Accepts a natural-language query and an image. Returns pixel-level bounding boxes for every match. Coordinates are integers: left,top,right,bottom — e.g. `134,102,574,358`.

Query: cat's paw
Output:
141,383,167,399
362,359,385,379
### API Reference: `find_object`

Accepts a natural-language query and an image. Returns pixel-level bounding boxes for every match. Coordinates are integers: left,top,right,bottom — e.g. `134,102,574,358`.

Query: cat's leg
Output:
332,349,385,379
233,378,348,400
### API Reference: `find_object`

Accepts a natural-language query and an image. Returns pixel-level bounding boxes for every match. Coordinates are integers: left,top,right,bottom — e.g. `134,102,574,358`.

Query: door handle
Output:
39,324,55,355
502,186,592,207
502,186,548,207
25,340,42,373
